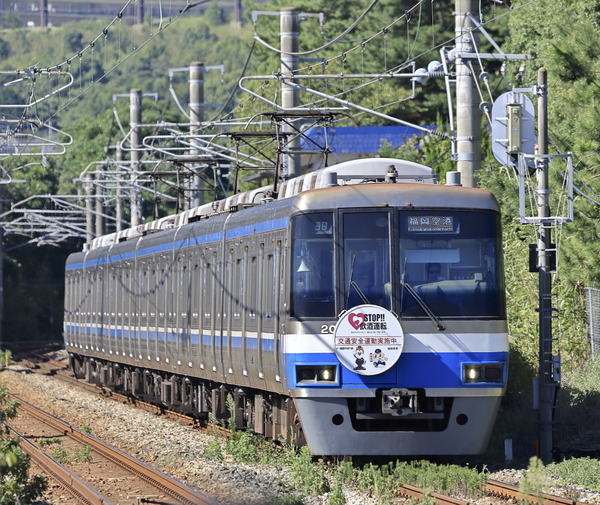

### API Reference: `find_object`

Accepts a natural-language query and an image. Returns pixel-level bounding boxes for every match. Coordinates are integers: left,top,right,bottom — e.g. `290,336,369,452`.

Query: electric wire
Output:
253,0,380,56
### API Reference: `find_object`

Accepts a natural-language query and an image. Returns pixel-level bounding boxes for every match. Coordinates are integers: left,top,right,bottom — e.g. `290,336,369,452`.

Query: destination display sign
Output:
407,215,454,232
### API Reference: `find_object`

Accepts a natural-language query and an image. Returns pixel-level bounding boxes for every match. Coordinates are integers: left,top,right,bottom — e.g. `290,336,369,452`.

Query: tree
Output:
0,385,47,504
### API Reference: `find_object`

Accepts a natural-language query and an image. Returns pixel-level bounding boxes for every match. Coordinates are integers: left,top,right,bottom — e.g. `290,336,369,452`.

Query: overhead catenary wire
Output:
253,0,380,56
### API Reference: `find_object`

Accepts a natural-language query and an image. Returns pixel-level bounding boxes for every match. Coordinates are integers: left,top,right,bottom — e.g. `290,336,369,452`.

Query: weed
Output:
38,437,62,448
289,446,329,496
226,428,259,464
70,446,93,463
520,457,547,505
203,413,224,461
328,465,349,505
263,495,305,505
50,443,93,464
547,457,600,492
80,424,92,434
50,445,70,464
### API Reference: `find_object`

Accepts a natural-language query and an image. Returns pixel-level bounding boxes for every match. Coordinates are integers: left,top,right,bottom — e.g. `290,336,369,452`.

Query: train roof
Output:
87,158,464,251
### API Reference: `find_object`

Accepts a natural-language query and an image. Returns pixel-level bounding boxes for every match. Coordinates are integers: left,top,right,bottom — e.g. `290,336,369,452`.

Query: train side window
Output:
290,212,335,318
204,261,212,323
263,254,275,328
248,256,257,320
234,258,243,319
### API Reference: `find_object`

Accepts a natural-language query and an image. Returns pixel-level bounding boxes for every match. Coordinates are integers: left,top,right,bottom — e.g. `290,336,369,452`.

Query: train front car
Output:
285,163,507,455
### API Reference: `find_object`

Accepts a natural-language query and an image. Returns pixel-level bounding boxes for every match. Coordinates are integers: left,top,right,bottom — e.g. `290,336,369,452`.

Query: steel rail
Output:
10,394,219,505
6,424,112,505
487,479,589,505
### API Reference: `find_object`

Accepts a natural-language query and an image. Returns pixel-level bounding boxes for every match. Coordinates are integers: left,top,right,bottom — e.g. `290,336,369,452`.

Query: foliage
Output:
519,457,546,505
0,384,47,504
0,351,11,368
547,457,600,492
80,424,92,434
203,413,224,461
289,445,329,496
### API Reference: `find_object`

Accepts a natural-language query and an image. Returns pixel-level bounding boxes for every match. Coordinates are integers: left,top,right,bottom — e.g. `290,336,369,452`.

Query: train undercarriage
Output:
68,354,306,447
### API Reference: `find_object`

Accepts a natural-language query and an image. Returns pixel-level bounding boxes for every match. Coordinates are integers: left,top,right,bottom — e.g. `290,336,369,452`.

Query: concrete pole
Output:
233,0,242,28
85,173,94,245
537,68,554,462
190,62,205,208
455,0,481,188
280,7,301,179
0,184,4,349
130,89,142,228
116,145,123,233
136,0,144,25
40,0,48,28
95,165,104,237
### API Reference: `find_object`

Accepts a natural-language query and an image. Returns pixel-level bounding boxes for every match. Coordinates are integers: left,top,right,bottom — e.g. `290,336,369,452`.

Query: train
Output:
63,157,508,455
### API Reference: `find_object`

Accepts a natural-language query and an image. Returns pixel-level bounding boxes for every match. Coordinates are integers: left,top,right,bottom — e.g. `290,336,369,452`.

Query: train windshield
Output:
290,209,504,320
342,212,391,310
290,212,335,318
398,210,505,318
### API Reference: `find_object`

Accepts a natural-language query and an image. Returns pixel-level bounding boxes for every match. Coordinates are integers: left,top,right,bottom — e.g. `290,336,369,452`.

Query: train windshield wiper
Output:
400,280,446,331
347,255,370,308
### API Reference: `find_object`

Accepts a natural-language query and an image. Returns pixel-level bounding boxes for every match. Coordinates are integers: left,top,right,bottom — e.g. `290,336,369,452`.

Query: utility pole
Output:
40,0,47,28
116,145,124,233
130,89,142,227
233,0,242,28
537,68,554,462
85,173,94,245
0,184,3,349
96,165,104,236
190,62,204,208
455,0,481,188
280,7,301,179
136,0,144,25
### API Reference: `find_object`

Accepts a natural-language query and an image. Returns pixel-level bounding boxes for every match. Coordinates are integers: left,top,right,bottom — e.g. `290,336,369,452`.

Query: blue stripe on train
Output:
286,351,508,389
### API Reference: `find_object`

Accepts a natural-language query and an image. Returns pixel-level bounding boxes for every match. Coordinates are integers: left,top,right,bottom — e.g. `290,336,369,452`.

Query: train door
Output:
190,252,200,370
139,265,149,360
123,264,132,358
245,249,260,388
148,260,157,359
132,264,141,360
156,261,165,361
200,253,210,373
225,247,235,376
178,253,191,365
110,268,117,355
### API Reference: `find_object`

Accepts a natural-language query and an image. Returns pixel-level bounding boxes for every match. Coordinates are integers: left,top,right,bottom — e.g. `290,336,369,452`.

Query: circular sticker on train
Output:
334,304,404,376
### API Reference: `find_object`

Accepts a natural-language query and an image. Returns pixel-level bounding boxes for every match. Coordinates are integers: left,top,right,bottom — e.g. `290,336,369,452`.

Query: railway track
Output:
9,425,111,505
8,394,219,505
12,357,594,505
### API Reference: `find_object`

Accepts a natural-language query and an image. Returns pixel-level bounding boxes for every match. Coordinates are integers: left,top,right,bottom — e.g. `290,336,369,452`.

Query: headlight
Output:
296,365,337,385
465,365,481,380
463,363,504,384
318,367,335,381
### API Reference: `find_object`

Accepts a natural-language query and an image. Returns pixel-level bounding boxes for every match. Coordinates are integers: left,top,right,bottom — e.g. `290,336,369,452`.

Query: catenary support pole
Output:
455,0,481,188
130,89,142,228
95,165,104,237
85,173,94,244
116,144,123,233
190,62,205,208
136,0,144,25
537,67,554,462
40,0,48,28
280,7,301,179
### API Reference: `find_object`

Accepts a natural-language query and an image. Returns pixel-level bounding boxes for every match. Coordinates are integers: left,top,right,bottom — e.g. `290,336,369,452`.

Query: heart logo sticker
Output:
348,312,365,330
